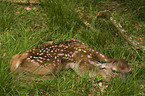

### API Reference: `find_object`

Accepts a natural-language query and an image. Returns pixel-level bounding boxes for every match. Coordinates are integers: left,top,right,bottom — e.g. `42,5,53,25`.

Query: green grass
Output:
0,0,145,95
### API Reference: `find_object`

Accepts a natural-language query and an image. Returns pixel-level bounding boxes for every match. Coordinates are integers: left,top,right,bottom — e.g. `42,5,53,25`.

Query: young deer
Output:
10,39,130,80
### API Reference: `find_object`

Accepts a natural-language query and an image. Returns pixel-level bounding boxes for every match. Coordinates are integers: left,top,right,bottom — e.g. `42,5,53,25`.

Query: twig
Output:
76,8,145,52
97,10,145,52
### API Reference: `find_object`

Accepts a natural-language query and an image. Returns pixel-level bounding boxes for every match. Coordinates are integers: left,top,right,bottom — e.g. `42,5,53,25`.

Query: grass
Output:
0,0,145,95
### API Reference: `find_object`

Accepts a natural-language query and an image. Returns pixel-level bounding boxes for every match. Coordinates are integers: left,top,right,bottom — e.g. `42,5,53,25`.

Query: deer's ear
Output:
88,60,109,69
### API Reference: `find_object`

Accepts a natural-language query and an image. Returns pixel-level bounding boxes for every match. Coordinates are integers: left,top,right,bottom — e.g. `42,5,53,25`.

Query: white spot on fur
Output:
70,58,74,61
31,60,35,62
57,53,64,56
83,50,87,53
87,55,92,58
66,46,68,48
39,57,43,59
104,59,108,61
39,60,43,63
67,54,70,57
78,49,81,51
39,53,43,56
46,48,48,50
33,57,38,59
102,55,105,57
42,58,46,60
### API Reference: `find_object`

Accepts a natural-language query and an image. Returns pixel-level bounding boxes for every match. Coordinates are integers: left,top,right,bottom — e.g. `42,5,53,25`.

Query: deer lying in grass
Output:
10,39,130,80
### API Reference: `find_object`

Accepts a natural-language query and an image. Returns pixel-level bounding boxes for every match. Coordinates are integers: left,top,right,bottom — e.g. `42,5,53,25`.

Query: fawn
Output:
10,39,130,80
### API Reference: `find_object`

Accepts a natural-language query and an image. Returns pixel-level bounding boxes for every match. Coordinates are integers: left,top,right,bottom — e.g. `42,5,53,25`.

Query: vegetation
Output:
0,0,144,95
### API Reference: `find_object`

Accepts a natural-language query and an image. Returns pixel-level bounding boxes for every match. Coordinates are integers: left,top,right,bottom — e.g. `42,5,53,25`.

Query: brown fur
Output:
10,39,130,80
